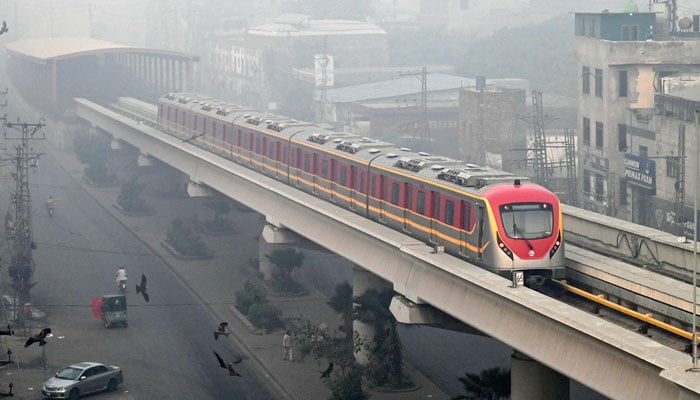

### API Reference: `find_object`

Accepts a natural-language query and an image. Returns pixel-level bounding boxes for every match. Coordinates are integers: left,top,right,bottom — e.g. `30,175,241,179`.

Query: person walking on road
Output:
282,331,293,361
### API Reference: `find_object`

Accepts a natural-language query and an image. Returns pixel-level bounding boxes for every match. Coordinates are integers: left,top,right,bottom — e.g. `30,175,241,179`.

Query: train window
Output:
193,115,198,131
255,138,261,154
371,176,377,197
322,160,328,178
445,200,454,225
381,176,387,200
391,183,400,205
462,202,475,231
282,147,288,164
304,154,311,172
268,142,275,157
432,192,441,220
222,125,227,142
500,203,553,240
340,167,347,186
417,191,426,215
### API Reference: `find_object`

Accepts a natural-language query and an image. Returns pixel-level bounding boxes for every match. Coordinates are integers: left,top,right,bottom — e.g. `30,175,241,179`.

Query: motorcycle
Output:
46,203,54,217
117,279,127,294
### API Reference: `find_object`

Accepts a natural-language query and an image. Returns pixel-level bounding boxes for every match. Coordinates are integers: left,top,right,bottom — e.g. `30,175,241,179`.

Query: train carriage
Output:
154,92,565,284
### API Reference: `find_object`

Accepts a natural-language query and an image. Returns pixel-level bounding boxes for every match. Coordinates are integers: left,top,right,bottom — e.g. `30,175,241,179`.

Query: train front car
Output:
483,180,565,285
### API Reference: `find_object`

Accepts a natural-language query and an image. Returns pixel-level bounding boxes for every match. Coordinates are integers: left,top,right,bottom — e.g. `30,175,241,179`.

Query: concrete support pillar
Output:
352,265,391,365
511,351,569,400
186,181,213,197
110,139,123,150
258,223,300,280
137,153,153,167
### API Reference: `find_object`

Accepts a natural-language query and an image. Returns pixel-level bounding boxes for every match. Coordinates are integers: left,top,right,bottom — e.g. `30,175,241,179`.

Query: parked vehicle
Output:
41,361,123,399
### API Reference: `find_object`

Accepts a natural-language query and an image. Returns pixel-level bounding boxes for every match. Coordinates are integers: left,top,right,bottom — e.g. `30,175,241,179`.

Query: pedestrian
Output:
282,330,293,361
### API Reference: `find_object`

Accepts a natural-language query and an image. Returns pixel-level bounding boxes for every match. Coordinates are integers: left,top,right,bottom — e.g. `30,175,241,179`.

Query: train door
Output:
475,204,485,261
430,191,441,243
294,148,302,187
275,142,281,179
350,166,358,210
262,137,268,171
460,200,472,256
379,175,386,221
312,153,319,194
330,159,337,201
235,129,242,161
403,183,412,232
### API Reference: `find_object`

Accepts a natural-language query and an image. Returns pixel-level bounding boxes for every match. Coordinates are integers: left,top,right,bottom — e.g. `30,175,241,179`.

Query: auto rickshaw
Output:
99,294,128,328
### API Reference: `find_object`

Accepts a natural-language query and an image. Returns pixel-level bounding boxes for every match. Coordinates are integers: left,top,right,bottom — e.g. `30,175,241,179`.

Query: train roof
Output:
160,92,532,193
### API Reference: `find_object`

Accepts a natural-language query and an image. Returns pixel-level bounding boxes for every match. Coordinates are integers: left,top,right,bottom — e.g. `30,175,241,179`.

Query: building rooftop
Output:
248,14,386,37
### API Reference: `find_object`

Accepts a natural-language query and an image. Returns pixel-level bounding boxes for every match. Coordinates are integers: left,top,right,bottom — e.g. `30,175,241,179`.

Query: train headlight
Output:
496,233,513,260
549,232,562,258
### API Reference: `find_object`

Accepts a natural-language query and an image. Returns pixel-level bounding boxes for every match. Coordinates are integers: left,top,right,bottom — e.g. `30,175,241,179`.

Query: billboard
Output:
624,153,655,189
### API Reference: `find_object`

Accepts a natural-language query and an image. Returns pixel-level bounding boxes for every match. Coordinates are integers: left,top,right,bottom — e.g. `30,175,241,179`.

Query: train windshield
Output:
500,203,553,240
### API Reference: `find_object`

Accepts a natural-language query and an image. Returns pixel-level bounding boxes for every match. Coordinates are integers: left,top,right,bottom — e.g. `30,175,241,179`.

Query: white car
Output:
41,361,123,399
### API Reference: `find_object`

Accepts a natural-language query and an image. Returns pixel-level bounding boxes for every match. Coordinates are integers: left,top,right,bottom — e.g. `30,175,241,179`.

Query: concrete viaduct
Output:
74,97,700,400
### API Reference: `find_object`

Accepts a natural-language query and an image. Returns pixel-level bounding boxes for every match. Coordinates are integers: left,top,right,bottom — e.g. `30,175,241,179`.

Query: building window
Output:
595,69,603,97
622,25,639,40
583,117,591,146
639,145,648,158
583,170,591,196
619,180,628,205
595,174,604,201
595,121,603,149
582,66,590,95
619,70,628,97
618,123,627,151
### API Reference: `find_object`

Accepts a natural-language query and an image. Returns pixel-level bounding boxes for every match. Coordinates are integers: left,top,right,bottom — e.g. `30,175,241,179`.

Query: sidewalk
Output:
45,144,449,400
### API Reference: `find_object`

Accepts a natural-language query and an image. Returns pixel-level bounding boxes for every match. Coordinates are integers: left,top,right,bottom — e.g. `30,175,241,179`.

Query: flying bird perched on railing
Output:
214,322,231,340
213,351,242,377
0,21,8,36
24,327,52,347
136,273,149,302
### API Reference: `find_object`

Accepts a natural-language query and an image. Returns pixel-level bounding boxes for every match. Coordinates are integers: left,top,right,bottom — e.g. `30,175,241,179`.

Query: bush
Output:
234,280,268,315
247,302,283,333
165,218,209,257
117,174,152,214
73,133,115,185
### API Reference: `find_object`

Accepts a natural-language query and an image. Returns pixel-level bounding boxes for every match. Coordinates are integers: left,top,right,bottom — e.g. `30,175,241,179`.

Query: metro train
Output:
154,92,565,284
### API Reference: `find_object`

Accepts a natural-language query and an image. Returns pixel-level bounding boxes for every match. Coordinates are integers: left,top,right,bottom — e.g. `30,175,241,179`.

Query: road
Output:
4,142,279,399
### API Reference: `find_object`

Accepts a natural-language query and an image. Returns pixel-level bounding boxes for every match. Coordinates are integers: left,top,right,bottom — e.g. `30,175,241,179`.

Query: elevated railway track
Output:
107,97,700,352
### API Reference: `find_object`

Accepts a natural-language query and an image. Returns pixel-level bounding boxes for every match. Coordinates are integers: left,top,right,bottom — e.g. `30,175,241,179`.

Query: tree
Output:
452,367,511,400
117,173,151,214
202,199,235,233
327,281,353,341
165,218,209,257
73,132,114,185
353,288,407,389
266,248,305,293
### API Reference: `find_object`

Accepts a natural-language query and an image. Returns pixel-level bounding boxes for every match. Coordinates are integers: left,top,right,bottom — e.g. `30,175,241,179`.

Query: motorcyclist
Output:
116,267,128,289
45,196,55,215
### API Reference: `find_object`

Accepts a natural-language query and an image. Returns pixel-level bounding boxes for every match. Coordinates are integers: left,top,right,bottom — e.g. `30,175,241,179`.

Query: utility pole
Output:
531,90,548,187
401,67,430,151
564,128,578,205
3,117,45,328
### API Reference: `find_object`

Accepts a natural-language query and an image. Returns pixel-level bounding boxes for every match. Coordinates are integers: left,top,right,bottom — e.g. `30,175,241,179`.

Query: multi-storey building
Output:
574,5,700,233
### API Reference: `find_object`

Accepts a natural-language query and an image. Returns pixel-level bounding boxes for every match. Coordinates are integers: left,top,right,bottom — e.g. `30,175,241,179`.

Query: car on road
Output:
41,361,123,399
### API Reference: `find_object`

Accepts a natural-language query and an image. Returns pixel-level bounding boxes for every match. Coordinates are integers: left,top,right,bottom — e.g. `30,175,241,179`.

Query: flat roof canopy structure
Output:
5,37,199,115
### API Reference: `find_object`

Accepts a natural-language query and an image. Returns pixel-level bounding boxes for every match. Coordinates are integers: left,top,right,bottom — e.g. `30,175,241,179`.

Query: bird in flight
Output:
0,21,8,36
135,273,149,302
214,322,231,340
320,362,333,378
213,351,242,377
24,327,52,347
